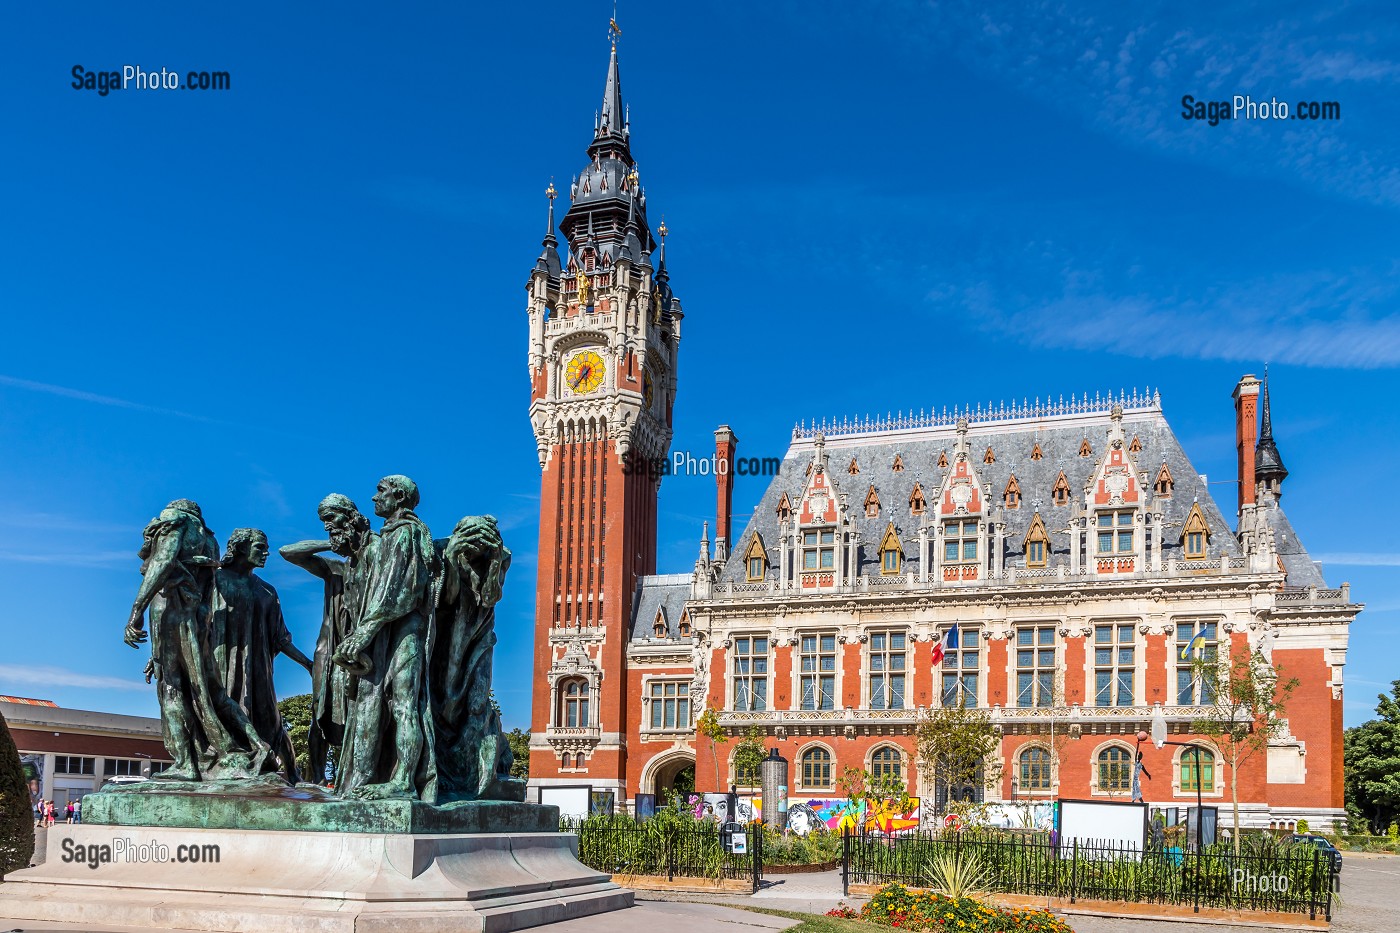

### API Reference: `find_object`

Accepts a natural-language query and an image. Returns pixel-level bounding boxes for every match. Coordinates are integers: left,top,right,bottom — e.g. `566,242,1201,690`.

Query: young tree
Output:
506,728,531,780
1190,646,1298,855
731,727,767,788
0,710,35,877
1344,680,1400,834
276,693,317,781
695,707,728,791
838,766,914,833
914,702,1002,817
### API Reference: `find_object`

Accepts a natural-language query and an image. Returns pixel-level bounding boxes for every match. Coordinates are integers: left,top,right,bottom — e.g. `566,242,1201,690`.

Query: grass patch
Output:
730,904,874,933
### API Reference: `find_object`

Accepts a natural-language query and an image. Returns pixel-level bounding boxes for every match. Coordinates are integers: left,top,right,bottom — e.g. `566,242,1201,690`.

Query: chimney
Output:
714,426,738,561
1232,374,1261,515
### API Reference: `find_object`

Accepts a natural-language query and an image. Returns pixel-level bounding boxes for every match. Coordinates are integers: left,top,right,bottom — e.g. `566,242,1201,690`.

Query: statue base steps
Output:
0,825,633,933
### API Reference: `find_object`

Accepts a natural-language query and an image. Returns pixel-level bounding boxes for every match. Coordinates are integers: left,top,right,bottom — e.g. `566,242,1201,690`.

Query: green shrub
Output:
863,883,1073,932
0,711,35,878
1296,819,1309,834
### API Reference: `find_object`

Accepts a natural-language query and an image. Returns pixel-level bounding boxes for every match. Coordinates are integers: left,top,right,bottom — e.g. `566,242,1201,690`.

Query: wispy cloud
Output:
1313,553,1400,567
0,664,146,692
0,550,134,568
0,374,213,422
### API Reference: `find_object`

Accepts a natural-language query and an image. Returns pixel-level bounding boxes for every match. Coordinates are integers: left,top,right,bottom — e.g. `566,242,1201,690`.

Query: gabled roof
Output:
718,396,1241,584
630,573,692,641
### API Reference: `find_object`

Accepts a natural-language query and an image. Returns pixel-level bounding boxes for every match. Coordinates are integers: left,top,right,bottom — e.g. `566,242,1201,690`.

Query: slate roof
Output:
717,402,1242,585
630,573,692,642
1260,500,1326,588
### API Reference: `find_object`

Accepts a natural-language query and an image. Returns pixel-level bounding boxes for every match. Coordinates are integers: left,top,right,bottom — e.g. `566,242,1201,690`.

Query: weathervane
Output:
609,3,621,46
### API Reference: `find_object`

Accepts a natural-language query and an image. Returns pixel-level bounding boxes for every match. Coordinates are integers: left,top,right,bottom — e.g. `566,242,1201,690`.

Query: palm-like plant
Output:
921,849,991,899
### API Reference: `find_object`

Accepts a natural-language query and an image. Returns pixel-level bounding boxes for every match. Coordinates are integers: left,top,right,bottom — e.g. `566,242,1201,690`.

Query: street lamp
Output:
1134,729,1206,850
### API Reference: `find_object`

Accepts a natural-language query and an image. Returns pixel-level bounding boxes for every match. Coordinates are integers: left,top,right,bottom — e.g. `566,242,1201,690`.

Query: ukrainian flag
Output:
1179,631,1207,661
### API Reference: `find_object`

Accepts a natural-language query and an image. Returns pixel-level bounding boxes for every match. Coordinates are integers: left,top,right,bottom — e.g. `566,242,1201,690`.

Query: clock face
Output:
565,349,606,395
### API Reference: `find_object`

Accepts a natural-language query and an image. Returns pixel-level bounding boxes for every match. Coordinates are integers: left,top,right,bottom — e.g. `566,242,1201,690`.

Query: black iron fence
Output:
574,819,762,892
843,830,1335,920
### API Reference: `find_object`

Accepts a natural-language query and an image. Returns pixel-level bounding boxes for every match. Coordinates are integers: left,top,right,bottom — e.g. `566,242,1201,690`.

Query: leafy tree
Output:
0,710,35,877
914,701,1002,815
838,766,913,830
506,728,530,780
695,708,727,791
1344,680,1400,834
732,727,767,787
1190,647,1298,855
276,693,337,782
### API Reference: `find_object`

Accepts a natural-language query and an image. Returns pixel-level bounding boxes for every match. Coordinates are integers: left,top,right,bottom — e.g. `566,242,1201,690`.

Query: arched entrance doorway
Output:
643,751,696,804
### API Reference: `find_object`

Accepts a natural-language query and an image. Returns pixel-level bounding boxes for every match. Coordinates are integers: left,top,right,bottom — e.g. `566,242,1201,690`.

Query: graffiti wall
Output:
705,794,920,836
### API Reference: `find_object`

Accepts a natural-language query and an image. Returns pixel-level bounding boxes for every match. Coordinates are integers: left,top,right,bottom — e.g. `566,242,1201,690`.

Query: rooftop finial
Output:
1255,363,1289,494
544,178,557,236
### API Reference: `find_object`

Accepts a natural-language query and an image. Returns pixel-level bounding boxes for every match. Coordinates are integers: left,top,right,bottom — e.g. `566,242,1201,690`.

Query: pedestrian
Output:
73,798,82,824
33,801,42,827
46,800,56,826
65,801,74,824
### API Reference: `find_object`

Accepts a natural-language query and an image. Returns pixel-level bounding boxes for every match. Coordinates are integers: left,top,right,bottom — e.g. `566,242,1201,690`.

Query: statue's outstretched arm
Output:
279,540,336,580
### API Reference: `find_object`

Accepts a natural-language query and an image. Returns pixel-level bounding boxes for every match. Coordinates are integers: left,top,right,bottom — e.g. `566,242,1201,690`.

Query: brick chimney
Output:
714,426,738,561
1232,374,1261,515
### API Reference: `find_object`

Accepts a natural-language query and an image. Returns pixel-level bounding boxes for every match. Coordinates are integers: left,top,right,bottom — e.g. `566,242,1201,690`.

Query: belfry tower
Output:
525,26,682,798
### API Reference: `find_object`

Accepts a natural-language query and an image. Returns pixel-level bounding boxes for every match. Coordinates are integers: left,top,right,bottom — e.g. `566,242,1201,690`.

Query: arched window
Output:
1018,746,1052,792
561,752,573,769
1181,748,1216,793
560,679,590,729
870,746,902,781
800,746,833,789
1097,746,1133,794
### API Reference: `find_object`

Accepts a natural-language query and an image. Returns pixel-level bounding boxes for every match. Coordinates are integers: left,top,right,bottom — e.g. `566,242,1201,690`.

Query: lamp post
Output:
1134,729,1206,850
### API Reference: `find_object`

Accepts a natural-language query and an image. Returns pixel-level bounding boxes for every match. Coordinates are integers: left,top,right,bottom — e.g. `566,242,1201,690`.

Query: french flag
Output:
930,624,957,667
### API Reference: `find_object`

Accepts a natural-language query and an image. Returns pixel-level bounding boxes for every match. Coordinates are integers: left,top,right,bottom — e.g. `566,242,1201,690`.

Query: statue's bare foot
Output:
350,782,412,800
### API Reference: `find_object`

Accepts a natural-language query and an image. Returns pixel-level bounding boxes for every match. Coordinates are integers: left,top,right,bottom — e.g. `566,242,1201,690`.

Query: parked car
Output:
100,775,148,790
1289,834,1343,875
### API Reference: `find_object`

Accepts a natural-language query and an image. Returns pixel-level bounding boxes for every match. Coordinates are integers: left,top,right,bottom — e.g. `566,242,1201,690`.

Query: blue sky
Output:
2,1,1397,730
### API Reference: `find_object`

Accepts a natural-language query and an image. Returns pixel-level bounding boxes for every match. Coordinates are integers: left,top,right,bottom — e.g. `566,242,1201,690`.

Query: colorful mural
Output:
711,795,921,836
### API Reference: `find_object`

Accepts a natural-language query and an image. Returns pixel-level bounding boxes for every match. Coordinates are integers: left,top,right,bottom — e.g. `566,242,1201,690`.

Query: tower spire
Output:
1254,365,1289,496
534,180,561,279
589,15,631,162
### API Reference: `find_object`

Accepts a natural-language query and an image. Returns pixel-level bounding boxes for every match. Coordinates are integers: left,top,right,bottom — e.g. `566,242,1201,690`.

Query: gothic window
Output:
1003,475,1021,509
938,450,949,468
800,746,833,789
745,534,769,582
798,633,838,711
1097,746,1133,793
1181,748,1216,793
848,457,860,476
776,493,793,523
559,679,590,728
943,519,978,564
1015,625,1056,708
1129,435,1142,454
871,745,902,781
1096,510,1135,555
1176,622,1218,705
1018,746,1052,792
802,528,836,571
892,454,905,472
1181,503,1209,559
1031,442,1044,461
1024,513,1050,569
878,523,903,575
939,625,980,708
909,482,926,516
1079,438,1092,457
1051,471,1071,506
864,485,881,519
868,631,907,710
1155,462,1174,498
1093,624,1136,707
648,680,691,730
983,446,996,464
732,635,769,712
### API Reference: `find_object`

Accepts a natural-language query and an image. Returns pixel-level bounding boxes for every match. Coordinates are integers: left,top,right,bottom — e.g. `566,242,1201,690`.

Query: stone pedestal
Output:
0,822,632,932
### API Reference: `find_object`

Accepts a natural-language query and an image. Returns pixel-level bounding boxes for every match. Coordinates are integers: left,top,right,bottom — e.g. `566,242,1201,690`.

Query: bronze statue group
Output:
122,475,524,804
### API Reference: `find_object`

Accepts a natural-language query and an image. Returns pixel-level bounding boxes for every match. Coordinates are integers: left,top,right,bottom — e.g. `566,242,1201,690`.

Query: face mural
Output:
712,795,922,835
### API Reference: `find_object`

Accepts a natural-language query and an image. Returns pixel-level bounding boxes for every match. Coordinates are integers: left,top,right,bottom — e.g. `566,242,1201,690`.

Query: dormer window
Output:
1052,471,1071,506
983,446,996,464
1155,463,1174,498
744,534,769,582
892,454,905,472
943,519,978,563
1079,438,1092,457
1031,442,1044,461
937,451,949,468
1181,503,1210,560
678,612,692,638
1096,510,1135,555
653,613,667,638
776,493,793,523
802,528,836,570
1129,435,1143,454
909,482,926,516
1024,512,1050,569
878,523,903,575
1003,475,1022,510
864,485,881,519
847,458,860,476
